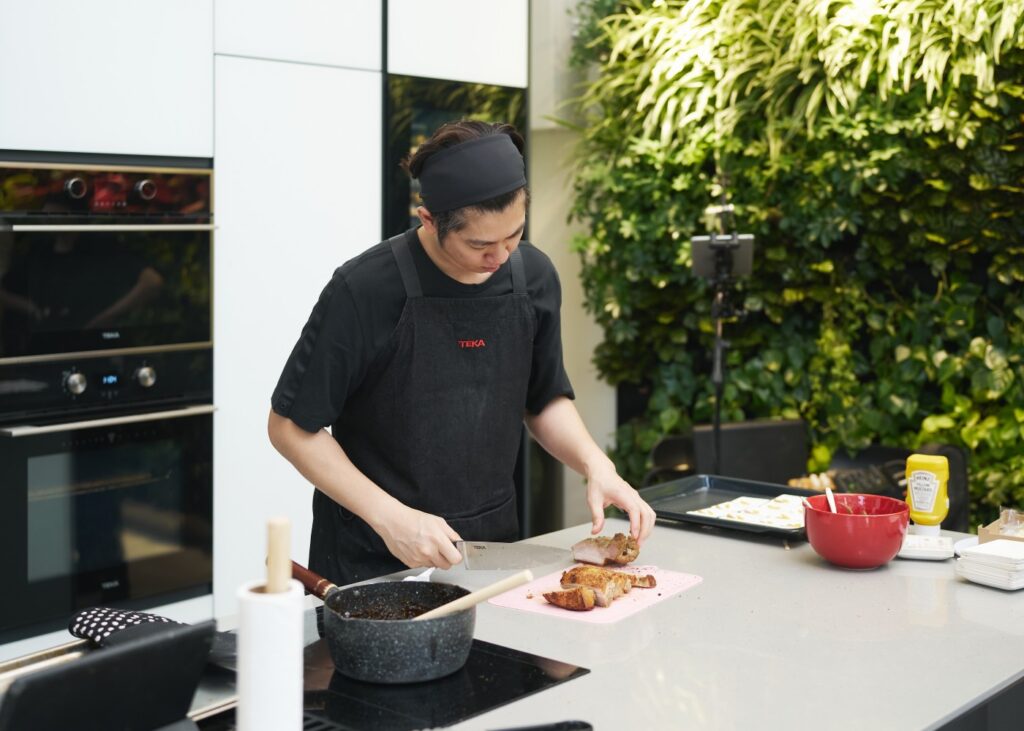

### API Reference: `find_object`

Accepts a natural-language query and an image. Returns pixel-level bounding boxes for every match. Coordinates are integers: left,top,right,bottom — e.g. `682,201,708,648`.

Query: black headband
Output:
417,134,526,213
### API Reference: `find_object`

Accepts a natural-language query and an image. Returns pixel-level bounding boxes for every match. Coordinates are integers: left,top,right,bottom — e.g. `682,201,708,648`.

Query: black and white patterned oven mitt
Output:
69,606,183,647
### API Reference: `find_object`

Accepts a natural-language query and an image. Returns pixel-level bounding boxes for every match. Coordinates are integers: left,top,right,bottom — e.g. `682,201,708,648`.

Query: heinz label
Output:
908,470,939,512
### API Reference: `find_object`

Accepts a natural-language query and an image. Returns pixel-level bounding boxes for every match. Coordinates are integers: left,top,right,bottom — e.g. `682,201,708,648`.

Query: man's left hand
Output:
584,467,656,546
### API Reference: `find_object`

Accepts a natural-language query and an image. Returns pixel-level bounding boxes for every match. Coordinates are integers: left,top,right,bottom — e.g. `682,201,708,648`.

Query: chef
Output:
268,120,655,586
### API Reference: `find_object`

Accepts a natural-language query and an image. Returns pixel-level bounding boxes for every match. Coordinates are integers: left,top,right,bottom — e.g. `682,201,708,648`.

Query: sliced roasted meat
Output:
571,533,640,566
543,586,596,611
627,573,657,589
560,566,633,607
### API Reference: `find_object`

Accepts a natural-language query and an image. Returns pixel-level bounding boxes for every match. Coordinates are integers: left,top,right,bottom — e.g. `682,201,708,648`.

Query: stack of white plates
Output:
956,539,1024,590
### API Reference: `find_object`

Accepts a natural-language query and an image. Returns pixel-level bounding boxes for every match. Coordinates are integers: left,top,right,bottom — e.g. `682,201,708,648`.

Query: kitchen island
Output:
193,517,1022,730
441,518,1023,730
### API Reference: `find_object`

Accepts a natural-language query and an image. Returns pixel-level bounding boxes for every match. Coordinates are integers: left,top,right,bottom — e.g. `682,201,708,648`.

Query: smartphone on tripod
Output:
691,233,755,279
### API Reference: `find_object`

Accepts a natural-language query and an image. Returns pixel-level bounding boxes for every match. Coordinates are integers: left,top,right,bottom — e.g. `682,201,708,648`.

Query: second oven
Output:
0,405,214,642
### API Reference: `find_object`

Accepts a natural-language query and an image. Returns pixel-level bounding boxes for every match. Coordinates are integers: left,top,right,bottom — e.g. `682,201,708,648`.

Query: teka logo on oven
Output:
458,338,486,349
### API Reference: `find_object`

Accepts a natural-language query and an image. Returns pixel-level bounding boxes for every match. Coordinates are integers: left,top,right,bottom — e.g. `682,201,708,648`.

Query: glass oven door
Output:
0,405,213,642
0,223,212,362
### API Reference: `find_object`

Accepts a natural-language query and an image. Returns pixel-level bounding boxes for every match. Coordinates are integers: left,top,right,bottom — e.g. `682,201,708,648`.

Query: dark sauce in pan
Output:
339,603,433,620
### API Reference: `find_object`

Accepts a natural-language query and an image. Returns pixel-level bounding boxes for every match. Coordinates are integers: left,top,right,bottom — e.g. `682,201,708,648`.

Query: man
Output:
269,120,655,586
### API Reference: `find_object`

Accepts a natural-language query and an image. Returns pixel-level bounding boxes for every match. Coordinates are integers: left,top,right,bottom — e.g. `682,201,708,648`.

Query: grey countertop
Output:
441,518,1024,730
196,518,1024,730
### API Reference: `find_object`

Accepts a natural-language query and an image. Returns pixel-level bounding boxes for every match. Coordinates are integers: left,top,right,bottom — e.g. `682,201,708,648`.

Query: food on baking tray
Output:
687,494,805,530
542,586,596,611
571,533,639,565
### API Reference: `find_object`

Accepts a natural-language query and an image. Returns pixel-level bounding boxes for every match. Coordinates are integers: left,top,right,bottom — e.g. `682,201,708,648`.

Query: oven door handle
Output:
8,223,215,232
0,404,216,437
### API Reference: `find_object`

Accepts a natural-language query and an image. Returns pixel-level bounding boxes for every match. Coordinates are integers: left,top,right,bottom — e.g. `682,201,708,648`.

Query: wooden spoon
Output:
825,487,838,514
413,569,533,621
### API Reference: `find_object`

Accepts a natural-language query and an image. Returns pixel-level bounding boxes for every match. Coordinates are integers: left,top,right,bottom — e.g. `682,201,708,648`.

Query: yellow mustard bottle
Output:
905,454,949,535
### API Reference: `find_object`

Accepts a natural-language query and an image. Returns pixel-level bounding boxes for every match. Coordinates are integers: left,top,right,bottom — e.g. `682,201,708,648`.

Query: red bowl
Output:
804,494,909,569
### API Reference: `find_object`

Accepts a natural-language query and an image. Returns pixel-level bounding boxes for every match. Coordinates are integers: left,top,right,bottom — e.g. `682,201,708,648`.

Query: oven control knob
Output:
135,366,157,388
64,372,88,395
134,179,157,201
64,177,88,200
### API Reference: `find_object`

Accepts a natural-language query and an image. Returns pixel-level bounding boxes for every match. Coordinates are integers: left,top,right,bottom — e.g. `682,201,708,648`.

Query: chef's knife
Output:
455,540,571,570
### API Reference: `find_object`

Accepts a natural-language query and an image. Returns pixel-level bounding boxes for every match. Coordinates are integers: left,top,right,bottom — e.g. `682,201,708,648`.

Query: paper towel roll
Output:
236,578,304,731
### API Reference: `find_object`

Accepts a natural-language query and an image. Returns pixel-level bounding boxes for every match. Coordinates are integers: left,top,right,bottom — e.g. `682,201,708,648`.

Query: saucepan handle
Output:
290,560,337,600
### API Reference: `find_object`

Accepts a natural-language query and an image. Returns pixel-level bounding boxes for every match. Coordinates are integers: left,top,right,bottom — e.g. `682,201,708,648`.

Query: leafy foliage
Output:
569,0,1024,525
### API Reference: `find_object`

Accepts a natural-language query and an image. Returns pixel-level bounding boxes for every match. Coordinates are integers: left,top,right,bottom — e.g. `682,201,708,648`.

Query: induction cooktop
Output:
198,637,589,731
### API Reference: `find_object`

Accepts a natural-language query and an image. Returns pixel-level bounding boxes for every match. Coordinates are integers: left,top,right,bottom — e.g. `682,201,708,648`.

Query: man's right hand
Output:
372,504,464,570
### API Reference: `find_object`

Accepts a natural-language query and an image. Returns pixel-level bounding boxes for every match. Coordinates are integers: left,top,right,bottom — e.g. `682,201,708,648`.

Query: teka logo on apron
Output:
458,338,487,349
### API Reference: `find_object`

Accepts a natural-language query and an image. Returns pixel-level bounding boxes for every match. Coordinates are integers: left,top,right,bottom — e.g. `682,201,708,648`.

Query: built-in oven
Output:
0,406,213,641
0,158,213,641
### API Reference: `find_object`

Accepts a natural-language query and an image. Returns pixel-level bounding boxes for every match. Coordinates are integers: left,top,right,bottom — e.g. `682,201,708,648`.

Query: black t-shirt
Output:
271,227,574,433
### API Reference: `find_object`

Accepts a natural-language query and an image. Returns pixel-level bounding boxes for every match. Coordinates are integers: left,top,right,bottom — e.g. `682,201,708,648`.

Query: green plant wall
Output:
569,0,1024,526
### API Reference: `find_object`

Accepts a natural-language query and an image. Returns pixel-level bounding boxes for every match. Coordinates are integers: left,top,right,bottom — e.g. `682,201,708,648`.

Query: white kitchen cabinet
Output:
215,0,381,71
0,0,213,157
388,0,528,88
213,55,381,617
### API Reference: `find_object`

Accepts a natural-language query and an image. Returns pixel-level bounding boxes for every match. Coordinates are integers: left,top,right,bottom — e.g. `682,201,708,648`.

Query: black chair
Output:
642,434,696,487
828,443,970,532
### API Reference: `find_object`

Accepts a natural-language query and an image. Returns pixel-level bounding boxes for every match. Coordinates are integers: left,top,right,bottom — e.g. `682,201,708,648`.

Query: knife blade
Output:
455,541,572,570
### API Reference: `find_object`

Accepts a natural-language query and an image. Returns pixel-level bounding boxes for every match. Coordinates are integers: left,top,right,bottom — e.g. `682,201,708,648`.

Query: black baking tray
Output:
639,474,818,537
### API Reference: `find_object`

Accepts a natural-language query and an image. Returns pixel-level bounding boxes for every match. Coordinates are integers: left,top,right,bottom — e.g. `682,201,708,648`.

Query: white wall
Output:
529,0,585,130
388,0,528,88
0,0,213,157
212,55,381,618
528,0,617,527
528,128,615,528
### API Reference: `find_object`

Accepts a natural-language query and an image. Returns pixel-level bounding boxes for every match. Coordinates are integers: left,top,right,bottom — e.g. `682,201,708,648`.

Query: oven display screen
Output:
100,373,120,387
91,179,130,210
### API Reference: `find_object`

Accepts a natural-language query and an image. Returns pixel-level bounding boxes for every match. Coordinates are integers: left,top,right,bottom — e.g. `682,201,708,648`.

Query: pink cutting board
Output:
488,565,703,624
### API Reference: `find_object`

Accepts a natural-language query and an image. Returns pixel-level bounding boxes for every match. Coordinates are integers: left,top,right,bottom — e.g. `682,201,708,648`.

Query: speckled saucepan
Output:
291,561,474,684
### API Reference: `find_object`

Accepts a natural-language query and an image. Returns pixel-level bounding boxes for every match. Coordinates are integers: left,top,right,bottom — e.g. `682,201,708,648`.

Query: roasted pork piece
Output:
571,533,640,565
542,586,596,611
559,566,631,607
627,573,657,589
543,565,657,611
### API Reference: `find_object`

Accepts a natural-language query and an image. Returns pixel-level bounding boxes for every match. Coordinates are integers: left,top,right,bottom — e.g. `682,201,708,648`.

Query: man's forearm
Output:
267,410,401,531
524,396,615,480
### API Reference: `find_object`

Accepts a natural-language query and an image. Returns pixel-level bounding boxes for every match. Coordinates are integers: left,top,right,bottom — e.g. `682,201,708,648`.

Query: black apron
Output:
309,233,536,586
